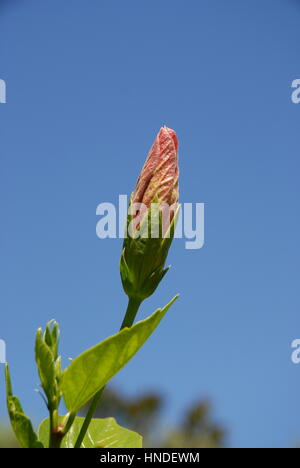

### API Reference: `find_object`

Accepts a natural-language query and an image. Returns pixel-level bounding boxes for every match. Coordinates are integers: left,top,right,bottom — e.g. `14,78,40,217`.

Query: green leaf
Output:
5,364,43,448
62,296,178,413
38,416,142,448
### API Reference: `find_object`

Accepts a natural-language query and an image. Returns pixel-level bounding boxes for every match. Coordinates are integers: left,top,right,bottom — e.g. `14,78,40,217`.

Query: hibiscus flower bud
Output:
133,126,179,209
120,126,180,302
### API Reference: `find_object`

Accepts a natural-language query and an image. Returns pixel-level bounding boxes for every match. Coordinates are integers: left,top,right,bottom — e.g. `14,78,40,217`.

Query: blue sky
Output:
0,0,300,448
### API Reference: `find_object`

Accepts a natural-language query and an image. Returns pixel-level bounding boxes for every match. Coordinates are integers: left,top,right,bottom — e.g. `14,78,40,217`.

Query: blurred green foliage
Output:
0,388,226,448
82,387,226,448
0,427,19,448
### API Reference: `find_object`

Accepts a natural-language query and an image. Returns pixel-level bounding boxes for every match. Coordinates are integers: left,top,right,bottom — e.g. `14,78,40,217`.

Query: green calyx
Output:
120,201,180,301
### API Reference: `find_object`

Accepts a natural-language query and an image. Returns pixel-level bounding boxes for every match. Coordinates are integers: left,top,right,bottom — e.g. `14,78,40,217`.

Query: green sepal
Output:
120,202,180,301
44,320,60,360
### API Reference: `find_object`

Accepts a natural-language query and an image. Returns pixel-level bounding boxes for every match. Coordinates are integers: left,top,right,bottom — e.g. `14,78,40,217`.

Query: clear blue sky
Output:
0,0,299,448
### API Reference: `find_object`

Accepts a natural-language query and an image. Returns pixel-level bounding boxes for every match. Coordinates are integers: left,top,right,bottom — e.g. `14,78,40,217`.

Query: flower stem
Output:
120,297,142,330
73,297,142,448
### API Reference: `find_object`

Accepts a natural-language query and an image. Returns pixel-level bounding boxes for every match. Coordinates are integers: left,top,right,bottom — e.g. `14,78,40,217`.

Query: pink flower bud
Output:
121,127,180,301
133,126,179,209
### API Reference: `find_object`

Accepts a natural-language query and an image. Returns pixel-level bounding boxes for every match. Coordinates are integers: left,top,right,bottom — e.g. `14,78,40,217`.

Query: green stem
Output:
74,297,142,448
61,412,76,436
74,388,104,448
49,408,62,449
120,297,142,330
49,408,54,448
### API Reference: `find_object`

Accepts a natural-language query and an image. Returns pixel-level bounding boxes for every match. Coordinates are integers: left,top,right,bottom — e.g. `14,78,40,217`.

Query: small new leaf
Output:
5,364,43,448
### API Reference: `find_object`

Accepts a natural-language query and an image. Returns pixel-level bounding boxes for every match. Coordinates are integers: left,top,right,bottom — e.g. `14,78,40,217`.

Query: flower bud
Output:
120,126,180,301
133,126,179,209
35,321,62,411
